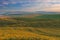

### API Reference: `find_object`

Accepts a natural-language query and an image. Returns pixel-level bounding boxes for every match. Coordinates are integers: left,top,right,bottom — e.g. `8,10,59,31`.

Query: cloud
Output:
20,0,60,12
3,2,9,5
43,4,60,12
0,0,60,12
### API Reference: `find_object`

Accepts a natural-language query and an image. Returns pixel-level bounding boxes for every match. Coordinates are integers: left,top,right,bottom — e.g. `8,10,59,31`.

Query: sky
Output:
0,0,60,12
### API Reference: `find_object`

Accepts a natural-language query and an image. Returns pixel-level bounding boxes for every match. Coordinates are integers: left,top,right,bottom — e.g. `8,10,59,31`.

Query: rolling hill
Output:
0,12,60,40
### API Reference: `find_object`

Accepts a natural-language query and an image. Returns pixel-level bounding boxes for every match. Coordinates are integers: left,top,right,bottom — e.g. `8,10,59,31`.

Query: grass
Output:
0,27,60,40
0,14,60,40
35,14,60,19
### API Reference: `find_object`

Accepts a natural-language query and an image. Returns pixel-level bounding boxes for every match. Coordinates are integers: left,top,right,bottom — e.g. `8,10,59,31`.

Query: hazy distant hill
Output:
0,11,60,15
35,11,60,14
0,11,34,15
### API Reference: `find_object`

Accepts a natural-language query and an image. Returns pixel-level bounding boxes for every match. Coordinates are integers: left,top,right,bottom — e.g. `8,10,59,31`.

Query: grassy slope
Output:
0,14,60,40
35,14,60,19
0,27,60,40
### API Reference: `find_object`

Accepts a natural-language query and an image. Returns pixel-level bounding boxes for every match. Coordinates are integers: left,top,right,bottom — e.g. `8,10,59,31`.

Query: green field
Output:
35,14,60,19
0,14,60,40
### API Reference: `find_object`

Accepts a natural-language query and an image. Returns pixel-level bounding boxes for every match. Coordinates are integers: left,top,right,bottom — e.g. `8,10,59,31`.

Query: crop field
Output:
0,14,60,40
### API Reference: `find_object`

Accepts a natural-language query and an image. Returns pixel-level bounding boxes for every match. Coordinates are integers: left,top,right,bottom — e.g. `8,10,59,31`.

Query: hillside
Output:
0,27,60,40
0,14,60,40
